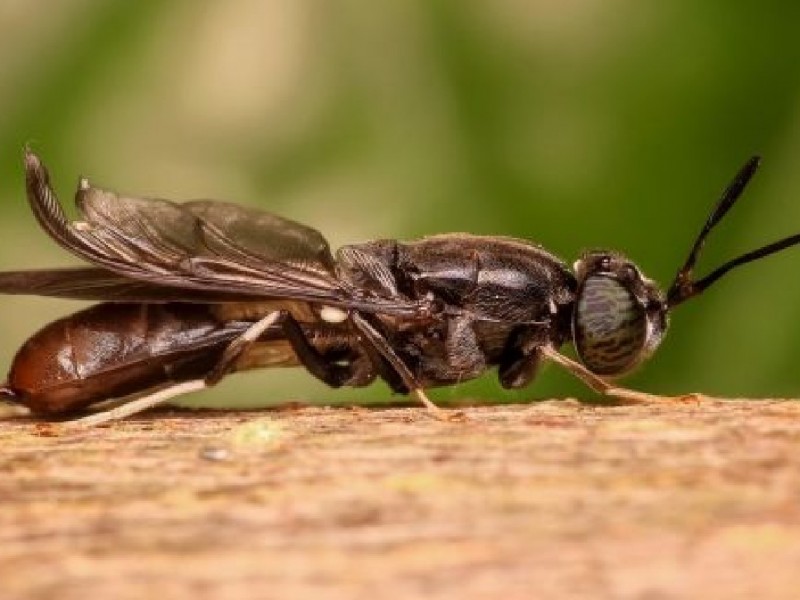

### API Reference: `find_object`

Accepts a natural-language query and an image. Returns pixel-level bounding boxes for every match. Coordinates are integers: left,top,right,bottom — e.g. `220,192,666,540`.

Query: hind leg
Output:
70,311,380,427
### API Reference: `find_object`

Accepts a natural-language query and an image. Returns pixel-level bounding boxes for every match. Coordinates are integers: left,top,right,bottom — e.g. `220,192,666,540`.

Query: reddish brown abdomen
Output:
4,303,244,415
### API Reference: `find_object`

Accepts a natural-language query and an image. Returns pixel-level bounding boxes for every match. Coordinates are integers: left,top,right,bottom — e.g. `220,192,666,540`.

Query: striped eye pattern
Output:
573,275,647,376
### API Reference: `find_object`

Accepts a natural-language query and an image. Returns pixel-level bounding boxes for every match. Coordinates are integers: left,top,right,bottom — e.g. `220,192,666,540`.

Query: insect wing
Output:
22,151,354,306
0,267,281,303
182,199,335,271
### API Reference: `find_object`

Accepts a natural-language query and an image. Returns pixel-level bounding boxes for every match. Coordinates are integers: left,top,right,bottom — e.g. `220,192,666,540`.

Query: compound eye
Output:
573,274,647,376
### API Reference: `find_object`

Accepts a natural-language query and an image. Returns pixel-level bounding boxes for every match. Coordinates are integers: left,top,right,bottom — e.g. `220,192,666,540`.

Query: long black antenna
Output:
667,156,800,307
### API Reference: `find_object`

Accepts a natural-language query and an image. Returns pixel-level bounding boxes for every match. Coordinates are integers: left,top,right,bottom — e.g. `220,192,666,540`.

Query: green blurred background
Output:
1,1,800,408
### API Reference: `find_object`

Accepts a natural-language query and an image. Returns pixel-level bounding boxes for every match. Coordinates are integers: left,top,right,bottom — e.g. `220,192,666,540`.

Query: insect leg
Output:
350,333,408,395
205,311,284,385
273,313,375,388
350,313,442,415
209,310,375,388
66,380,209,427
540,346,692,404
69,310,380,427
0,387,29,418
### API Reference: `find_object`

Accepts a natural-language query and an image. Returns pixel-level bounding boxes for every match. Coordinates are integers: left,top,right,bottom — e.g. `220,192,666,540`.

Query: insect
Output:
0,150,797,426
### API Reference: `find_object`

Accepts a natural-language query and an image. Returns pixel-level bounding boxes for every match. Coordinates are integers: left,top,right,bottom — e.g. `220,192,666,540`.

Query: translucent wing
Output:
181,199,335,271
0,267,268,302
22,150,420,314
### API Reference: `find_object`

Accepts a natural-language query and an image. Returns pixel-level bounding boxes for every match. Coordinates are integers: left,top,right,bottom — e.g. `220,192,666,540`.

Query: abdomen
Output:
2,303,247,415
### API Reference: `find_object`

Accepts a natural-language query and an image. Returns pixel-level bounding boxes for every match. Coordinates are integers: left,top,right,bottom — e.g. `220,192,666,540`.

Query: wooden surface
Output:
2,399,800,599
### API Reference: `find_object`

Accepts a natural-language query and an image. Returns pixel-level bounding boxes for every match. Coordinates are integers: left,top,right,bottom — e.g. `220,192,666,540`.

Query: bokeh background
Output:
1,1,800,408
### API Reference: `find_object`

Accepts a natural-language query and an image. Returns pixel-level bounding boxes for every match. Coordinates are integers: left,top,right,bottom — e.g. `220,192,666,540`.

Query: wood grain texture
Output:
2,399,800,599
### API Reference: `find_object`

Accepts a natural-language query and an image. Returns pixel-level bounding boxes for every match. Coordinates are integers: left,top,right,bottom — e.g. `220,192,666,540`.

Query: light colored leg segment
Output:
68,379,208,427
540,346,690,404
68,312,283,427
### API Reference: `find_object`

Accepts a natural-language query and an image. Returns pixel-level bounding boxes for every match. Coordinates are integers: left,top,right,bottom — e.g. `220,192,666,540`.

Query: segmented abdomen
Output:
3,303,244,415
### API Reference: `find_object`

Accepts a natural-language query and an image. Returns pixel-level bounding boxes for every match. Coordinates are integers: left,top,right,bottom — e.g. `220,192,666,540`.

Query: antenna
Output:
666,157,800,307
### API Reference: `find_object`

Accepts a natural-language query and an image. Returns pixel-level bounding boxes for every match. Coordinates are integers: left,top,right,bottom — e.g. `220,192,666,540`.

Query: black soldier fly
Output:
0,150,797,426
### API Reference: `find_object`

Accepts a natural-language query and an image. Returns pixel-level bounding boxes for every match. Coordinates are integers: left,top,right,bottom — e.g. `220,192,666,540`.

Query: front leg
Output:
540,346,698,404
